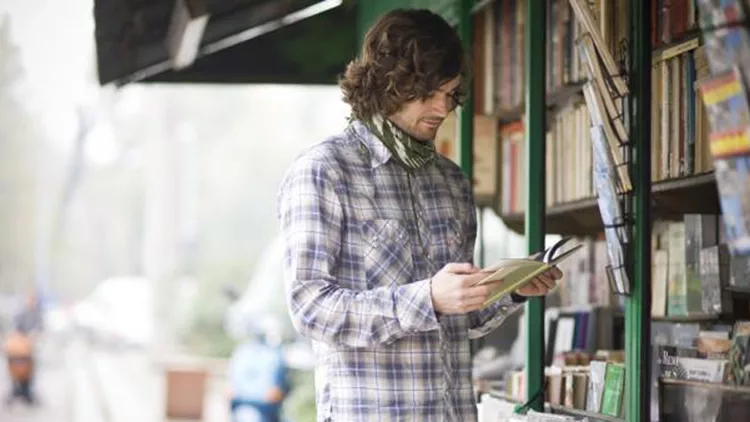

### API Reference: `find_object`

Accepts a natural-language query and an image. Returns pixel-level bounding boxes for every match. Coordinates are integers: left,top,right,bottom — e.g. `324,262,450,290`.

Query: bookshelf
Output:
467,0,750,421
497,171,720,236
358,1,750,421
495,82,585,123
547,403,625,422
486,388,627,422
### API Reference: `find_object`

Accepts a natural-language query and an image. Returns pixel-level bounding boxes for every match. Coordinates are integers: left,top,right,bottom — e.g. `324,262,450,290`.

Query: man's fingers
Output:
458,296,487,312
462,271,493,287
444,262,478,274
537,273,556,289
547,266,563,280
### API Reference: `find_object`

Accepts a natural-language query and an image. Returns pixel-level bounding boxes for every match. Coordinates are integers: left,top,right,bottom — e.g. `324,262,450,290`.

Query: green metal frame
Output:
458,0,474,180
626,0,652,420
524,0,547,412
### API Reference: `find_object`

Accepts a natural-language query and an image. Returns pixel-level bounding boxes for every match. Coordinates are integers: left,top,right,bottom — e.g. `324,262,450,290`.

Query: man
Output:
277,9,562,421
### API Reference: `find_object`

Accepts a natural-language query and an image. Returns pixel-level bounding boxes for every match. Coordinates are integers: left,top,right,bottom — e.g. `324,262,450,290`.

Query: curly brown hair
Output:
339,9,467,120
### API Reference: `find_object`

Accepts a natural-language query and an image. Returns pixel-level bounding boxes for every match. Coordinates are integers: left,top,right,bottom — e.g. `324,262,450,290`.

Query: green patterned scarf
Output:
362,115,437,170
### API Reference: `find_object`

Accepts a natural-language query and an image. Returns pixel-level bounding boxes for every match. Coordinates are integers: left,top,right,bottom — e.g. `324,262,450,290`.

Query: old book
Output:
684,214,705,314
586,360,607,412
700,244,731,315
600,362,625,417
583,82,632,191
569,0,629,96
476,238,584,307
667,222,688,316
578,34,627,141
652,249,669,317
714,156,750,255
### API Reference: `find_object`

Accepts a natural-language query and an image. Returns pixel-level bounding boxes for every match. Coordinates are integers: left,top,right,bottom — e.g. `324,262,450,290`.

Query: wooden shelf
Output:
652,314,720,323
547,403,625,422
652,30,702,56
661,378,750,394
495,82,586,124
498,172,720,236
725,285,750,295
487,388,524,404
487,389,625,422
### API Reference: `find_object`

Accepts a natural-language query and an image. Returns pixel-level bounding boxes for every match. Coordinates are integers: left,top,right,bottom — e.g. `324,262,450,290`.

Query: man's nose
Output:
430,93,450,117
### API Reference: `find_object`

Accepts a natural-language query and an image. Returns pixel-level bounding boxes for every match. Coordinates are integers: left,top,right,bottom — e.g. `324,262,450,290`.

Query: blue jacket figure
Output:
228,336,289,422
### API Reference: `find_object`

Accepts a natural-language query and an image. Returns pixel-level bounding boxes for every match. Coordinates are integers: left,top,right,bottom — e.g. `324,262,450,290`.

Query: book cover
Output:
650,322,675,421
698,68,750,146
477,238,584,307
715,155,750,255
572,373,588,410
600,362,625,417
730,252,750,287
696,0,750,83
591,125,630,294
651,249,669,317
683,214,705,314
586,360,607,413
667,222,688,316
699,244,730,315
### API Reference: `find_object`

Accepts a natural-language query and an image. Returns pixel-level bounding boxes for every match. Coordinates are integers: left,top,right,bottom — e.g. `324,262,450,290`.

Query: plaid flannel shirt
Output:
278,120,523,422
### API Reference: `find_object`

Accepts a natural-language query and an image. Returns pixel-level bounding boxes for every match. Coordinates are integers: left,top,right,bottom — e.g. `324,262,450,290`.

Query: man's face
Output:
388,76,462,142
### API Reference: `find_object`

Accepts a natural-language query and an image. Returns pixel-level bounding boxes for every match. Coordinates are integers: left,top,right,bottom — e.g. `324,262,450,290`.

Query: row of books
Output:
501,354,627,418
498,101,597,215
654,318,750,382
650,215,739,318
651,0,700,47
472,0,593,116
651,40,714,181
545,308,618,366
554,237,615,308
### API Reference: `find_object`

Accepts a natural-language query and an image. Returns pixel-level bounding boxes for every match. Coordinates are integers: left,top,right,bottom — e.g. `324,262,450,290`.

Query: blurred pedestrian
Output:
3,291,43,406
227,317,289,422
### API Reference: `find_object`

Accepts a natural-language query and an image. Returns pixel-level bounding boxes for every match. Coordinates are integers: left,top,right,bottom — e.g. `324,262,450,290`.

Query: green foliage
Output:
283,369,317,422
180,287,236,358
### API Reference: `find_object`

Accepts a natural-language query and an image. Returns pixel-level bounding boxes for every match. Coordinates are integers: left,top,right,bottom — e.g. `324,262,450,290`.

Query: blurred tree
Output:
0,15,42,293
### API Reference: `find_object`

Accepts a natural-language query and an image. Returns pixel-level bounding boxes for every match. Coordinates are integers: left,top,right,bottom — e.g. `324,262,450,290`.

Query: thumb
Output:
443,262,477,274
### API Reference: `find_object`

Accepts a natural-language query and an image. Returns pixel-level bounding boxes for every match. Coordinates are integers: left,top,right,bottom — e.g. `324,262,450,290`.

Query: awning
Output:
94,0,357,86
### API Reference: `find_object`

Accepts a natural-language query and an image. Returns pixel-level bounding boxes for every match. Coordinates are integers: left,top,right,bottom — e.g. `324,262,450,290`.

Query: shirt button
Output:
500,307,508,312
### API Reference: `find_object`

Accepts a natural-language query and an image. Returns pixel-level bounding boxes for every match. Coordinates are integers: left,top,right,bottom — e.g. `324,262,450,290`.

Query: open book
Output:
475,238,584,308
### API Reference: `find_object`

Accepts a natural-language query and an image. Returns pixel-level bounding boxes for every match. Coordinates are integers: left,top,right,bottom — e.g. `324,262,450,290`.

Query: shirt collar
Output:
350,119,392,169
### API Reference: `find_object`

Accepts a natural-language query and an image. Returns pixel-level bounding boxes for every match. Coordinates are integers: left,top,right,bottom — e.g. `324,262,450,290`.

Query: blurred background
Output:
0,1,531,421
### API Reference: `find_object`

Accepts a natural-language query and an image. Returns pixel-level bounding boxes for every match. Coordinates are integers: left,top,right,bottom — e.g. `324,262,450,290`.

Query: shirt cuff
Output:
393,278,440,333
510,292,528,303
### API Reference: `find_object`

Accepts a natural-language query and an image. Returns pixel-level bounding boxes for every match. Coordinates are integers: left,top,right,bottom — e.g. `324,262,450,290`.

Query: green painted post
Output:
627,0,652,420
525,0,546,412
458,0,473,181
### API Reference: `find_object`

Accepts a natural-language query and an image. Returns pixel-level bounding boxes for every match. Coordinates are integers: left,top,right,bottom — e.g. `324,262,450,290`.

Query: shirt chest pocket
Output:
428,218,464,267
361,219,414,289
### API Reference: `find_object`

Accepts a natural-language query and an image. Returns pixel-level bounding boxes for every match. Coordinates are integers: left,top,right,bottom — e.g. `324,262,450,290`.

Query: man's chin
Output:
414,130,438,142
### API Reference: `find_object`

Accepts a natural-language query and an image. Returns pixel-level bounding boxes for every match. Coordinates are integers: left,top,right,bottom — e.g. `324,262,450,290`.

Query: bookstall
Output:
354,1,750,421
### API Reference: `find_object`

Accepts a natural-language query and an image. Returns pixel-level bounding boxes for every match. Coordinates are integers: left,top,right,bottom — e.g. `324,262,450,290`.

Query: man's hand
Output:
266,386,284,403
430,263,499,314
514,266,563,297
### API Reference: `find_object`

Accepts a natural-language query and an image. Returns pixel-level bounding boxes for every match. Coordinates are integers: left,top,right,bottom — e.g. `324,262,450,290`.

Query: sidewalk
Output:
1,335,230,422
